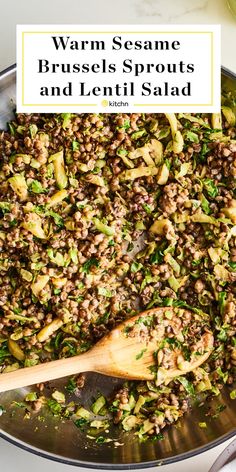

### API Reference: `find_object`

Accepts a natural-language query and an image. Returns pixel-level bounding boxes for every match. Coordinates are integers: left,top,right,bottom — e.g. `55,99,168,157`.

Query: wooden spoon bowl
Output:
0,307,214,392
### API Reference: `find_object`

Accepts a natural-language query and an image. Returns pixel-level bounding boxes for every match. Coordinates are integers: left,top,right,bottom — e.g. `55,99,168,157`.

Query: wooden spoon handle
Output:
0,350,98,393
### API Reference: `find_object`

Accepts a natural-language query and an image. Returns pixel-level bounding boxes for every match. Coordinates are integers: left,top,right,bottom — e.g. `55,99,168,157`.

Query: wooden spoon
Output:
0,307,214,392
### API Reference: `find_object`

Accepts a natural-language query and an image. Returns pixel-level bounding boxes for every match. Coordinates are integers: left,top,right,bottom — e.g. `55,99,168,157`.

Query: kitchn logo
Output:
101,99,129,107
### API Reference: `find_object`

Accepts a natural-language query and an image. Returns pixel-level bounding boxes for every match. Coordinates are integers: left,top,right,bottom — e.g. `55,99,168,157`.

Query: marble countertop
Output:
0,1,236,471
0,0,236,73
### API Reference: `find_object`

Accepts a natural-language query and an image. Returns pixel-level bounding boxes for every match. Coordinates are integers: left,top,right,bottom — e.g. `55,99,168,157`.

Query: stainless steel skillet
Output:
0,64,235,469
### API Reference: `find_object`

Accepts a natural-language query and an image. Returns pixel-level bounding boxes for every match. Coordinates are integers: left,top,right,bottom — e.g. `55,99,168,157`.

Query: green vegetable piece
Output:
203,178,218,198
90,419,109,429
0,343,10,365
8,174,28,201
98,287,112,298
25,392,37,402
117,148,127,157
69,247,78,264
29,124,38,139
165,253,180,276
86,174,107,187
47,249,65,267
122,415,137,431
175,162,191,179
211,113,222,130
0,202,11,214
131,261,143,273
177,377,195,396
138,418,159,436
76,407,91,420
72,140,80,151
199,422,207,428
201,195,211,215
131,129,146,140
217,329,227,342
74,418,88,429
23,213,47,239
229,261,236,271
216,367,228,382
61,113,72,129
121,394,136,412
49,150,68,189
47,399,62,416
191,213,218,225
8,339,25,362
116,119,130,131
185,130,199,143
178,113,210,127
8,123,15,136
168,275,180,292
20,269,33,282
230,390,236,400
30,180,46,194
165,113,183,154
149,248,164,264
48,211,64,228
65,378,77,393
122,166,158,181
52,390,65,403
91,395,106,415
134,395,146,414
93,218,115,237
218,291,227,316
222,106,236,126
24,358,38,367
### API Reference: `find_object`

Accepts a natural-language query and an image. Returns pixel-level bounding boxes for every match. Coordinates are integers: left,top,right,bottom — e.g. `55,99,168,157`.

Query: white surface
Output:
220,457,236,472
0,0,236,471
0,0,236,73
0,435,234,472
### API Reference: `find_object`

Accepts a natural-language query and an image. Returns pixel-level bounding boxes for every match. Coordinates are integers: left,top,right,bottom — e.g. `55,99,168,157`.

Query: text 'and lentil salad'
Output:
0,102,236,442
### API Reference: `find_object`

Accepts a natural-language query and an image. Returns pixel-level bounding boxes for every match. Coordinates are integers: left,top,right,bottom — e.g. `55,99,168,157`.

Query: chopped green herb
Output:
150,433,164,441
142,203,153,214
82,258,99,273
203,179,218,198
96,436,106,444
72,140,80,151
48,211,64,228
217,328,227,342
74,418,88,429
47,399,62,416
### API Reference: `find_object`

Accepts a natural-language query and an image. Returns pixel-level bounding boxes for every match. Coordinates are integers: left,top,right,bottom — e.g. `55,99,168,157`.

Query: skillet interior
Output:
0,65,235,469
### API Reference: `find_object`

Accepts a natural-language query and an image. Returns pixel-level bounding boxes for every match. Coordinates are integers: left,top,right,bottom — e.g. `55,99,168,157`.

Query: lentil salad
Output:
0,103,236,441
